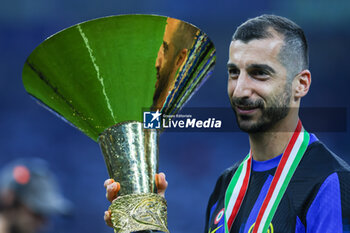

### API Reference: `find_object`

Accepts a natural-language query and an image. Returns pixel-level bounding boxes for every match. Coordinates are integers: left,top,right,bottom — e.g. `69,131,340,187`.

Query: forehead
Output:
228,36,284,68
163,18,180,44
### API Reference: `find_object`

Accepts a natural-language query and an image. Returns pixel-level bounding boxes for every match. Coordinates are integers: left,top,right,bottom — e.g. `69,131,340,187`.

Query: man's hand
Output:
103,172,168,227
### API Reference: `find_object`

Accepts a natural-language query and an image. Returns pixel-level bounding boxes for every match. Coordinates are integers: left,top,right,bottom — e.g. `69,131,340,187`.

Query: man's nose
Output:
155,57,161,68
233,72,253,98
155,49,163,68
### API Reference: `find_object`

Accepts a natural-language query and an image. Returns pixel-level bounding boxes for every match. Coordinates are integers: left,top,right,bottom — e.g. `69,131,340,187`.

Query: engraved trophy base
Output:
110,193,168,233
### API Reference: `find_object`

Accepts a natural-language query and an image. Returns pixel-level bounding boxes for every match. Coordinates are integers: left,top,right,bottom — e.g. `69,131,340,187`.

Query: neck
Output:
249,115,299,161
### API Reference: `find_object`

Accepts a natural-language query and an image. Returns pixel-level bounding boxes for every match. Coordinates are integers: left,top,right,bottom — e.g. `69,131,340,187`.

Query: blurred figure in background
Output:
0,158,72,233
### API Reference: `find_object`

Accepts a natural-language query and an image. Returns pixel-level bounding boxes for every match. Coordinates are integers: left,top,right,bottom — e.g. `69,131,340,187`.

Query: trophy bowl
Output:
22,14,216,233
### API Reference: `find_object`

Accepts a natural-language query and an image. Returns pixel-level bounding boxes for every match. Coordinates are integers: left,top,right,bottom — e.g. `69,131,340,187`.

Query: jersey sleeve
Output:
305,172,344,232
337,171,350,232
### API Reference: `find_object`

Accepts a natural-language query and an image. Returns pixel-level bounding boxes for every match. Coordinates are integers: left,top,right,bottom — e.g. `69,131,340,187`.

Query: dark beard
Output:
231,84,292,133
152,68,172,110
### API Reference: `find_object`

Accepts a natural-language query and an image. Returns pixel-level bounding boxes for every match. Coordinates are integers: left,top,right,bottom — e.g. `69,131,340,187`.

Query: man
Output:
105,15,350,232
152,17,198,110
0,158,72,233
204,15,350,233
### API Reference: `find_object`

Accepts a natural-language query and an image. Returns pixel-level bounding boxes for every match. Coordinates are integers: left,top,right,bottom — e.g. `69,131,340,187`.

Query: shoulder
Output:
205,162,241,231
290,140,350,224
206,162,240,206
213,162,240,193
296,140,350,178
292,139,350,196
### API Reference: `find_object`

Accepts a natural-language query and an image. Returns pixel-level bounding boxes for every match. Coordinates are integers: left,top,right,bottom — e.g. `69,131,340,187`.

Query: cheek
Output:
264,82,287,103
227,79,236,97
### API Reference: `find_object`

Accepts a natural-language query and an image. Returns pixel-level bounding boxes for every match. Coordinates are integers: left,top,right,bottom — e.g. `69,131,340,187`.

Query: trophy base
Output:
110,193,169,233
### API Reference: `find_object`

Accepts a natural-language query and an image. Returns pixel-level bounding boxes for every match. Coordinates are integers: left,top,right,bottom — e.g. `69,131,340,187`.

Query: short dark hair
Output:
233,14,308,80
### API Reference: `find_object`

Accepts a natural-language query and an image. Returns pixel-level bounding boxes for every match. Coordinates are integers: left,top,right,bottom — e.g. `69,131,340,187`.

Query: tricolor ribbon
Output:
224,120,310,233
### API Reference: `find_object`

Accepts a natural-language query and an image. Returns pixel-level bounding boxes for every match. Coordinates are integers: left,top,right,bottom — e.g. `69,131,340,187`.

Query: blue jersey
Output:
205,136,350,233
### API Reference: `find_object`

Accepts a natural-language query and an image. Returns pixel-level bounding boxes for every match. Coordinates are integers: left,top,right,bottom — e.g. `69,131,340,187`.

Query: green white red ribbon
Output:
224,120,310,233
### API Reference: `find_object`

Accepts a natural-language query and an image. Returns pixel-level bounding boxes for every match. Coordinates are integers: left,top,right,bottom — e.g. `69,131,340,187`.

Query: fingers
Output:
104,178,114,189
155,172,168,197
104,209,113,227
104,179,117,228
104,179,120,203
104,172,168,201
104,174,167,228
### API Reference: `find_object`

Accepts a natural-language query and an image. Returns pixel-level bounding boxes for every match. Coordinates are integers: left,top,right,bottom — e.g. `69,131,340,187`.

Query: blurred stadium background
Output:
1,0,349,232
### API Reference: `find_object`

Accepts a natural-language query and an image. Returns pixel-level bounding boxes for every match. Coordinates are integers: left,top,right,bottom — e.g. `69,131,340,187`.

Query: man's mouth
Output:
235,105,260,114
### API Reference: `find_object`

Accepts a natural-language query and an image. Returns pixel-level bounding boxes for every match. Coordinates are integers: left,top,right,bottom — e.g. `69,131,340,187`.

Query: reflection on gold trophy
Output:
152,18,199,110
22,15,215,233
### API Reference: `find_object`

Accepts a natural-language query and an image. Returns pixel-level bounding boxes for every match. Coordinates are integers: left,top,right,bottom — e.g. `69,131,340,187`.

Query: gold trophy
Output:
22,15,215,233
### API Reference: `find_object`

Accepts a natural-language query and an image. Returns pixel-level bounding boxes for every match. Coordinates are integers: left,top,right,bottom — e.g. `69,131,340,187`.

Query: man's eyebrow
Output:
247,64,276,74
227,63,238,69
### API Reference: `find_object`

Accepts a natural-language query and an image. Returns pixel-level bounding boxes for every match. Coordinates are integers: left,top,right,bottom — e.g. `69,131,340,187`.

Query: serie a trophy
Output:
22,15,215,233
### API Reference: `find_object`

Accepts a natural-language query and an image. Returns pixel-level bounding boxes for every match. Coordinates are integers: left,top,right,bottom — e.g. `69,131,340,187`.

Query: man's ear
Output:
175,48,188,67
294,69,311,99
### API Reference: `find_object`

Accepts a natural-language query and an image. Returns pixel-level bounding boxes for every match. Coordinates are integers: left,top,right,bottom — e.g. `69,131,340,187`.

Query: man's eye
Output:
250,70,269,78
162,42,169,54
228,68,239,78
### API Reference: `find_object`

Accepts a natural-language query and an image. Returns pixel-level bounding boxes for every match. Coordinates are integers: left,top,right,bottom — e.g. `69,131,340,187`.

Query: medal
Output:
224,120,310,233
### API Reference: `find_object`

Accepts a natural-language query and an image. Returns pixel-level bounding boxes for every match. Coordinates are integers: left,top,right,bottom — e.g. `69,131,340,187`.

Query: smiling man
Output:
104,15,350,233
205,15,350,233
